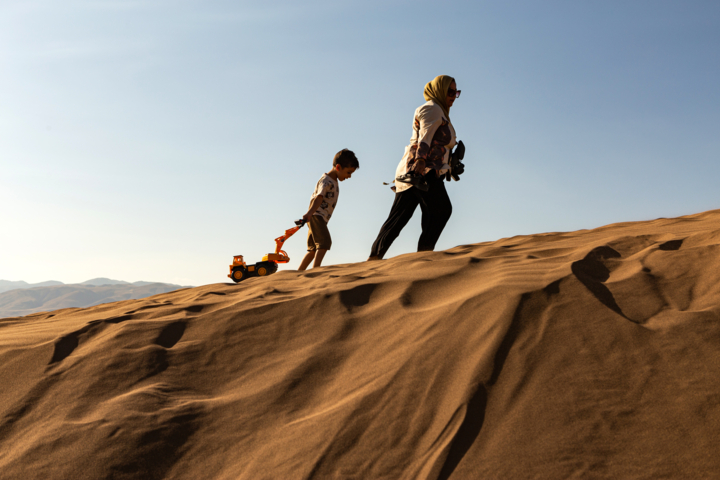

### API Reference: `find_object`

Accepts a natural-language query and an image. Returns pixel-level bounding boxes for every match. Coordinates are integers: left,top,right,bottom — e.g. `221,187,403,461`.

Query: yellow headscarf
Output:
423,75,455,119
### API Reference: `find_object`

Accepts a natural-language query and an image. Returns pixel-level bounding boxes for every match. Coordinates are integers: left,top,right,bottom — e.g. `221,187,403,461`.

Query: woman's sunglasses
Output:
448,88,461,98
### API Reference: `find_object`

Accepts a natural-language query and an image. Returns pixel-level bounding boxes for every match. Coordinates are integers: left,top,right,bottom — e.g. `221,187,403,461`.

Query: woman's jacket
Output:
394,100,457,193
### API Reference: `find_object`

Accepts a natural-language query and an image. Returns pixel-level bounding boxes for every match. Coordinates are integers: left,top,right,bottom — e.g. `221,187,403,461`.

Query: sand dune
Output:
2,209,720,479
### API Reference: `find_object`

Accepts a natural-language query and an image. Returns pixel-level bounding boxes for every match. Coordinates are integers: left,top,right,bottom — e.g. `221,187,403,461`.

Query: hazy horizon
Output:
2,0,719,286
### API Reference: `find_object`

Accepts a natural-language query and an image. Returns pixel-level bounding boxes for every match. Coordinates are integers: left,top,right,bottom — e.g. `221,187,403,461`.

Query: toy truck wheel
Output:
231,267,246,282
265,262,279,275
257,261,278,276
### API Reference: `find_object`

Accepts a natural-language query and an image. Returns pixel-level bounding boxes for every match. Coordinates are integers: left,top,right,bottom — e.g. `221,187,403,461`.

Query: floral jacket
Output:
394,100,457,193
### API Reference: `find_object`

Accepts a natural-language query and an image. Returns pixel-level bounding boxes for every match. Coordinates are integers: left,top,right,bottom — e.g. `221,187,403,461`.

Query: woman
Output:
368,75,461,260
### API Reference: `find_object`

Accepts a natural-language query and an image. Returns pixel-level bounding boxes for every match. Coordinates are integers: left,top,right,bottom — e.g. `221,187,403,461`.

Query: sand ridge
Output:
1,209,720,478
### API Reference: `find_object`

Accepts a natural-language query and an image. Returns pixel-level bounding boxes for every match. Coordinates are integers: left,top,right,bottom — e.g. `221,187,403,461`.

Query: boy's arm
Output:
302,195,323,222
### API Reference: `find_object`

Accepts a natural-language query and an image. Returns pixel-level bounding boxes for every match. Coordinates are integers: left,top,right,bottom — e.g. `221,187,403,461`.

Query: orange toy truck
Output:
228,219,306,283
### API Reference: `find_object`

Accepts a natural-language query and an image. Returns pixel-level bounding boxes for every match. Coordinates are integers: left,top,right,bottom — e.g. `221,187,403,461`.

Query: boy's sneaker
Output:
395,172,429,192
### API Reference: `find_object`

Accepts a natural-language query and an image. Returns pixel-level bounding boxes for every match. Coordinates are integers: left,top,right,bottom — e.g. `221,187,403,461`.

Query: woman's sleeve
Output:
414,105,444,161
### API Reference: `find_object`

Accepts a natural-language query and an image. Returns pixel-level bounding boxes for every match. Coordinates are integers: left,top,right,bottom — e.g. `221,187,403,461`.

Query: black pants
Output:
370,172,452,259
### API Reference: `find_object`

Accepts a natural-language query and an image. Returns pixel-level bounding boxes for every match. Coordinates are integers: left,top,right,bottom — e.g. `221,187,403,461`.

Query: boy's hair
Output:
333,149,359,169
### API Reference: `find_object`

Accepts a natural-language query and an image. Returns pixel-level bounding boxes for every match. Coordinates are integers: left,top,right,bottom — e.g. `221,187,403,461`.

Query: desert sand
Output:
2,209,720,479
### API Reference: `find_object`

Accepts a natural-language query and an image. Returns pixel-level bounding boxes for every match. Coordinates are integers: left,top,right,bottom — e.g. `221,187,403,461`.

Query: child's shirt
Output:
309,173,339,223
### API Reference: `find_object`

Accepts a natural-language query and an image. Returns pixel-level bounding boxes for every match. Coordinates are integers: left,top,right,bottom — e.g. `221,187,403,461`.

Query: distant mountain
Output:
79,278,131,286
0,280,64,294
0,278,184,294
0,282,190,319
0,279,192,318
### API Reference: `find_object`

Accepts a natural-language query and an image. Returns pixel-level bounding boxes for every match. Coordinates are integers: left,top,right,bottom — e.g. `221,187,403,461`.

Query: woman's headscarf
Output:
423,75,455,119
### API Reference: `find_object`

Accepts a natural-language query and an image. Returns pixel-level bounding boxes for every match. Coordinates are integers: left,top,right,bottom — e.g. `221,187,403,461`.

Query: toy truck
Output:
228,220,305,283
228,255,279,282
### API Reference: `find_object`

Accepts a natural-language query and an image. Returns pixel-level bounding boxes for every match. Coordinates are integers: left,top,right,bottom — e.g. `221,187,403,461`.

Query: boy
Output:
298,149,359,270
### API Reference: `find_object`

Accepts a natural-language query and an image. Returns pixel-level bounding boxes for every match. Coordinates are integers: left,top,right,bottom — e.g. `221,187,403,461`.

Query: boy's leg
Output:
298,251,315,271
307,216,332,268
298,225,318,271
369,189,420,260
313,249,328,268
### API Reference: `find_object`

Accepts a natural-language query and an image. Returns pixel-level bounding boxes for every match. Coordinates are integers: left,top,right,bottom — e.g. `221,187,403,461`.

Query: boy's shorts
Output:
307,215,332,251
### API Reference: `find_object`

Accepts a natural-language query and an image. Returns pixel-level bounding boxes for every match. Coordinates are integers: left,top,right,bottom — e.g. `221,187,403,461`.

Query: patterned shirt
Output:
395,100,457,193
309,173,339,223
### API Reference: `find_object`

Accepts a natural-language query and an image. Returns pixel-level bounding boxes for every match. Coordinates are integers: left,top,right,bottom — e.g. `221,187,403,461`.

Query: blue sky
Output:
1,0,719,286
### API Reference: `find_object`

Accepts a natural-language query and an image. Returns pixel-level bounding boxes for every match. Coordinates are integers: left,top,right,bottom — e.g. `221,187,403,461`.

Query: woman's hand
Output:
413,159,426,174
